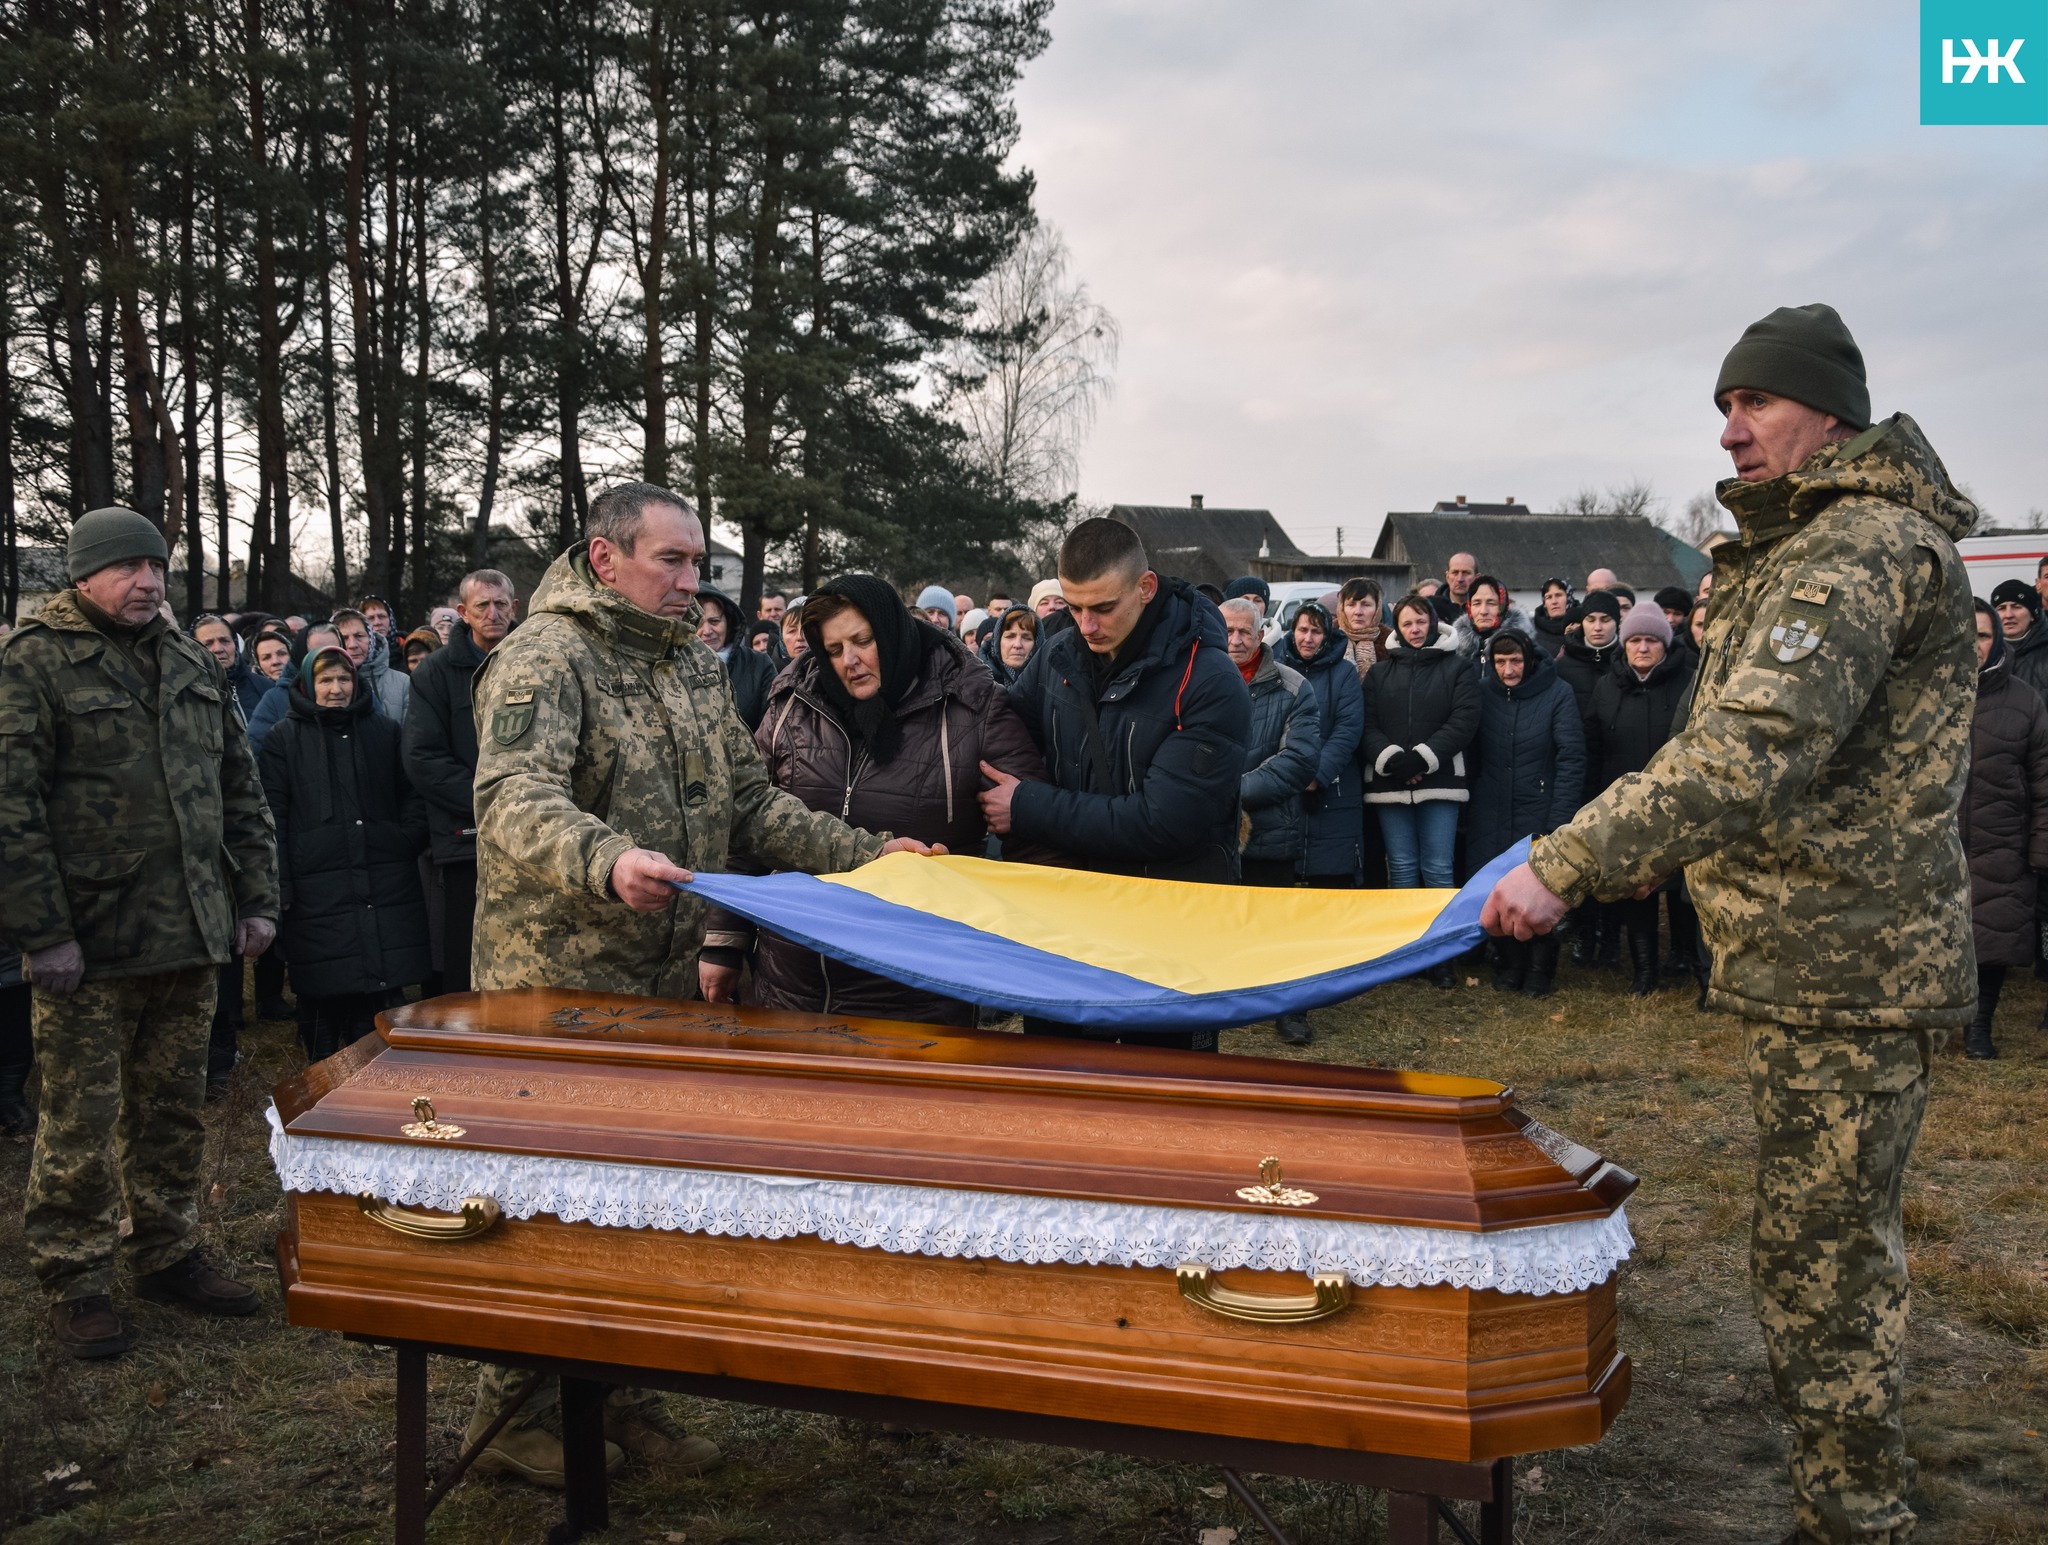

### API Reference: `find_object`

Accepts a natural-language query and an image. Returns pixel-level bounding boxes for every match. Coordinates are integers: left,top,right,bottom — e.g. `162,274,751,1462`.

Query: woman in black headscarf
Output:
708,575,1051,1025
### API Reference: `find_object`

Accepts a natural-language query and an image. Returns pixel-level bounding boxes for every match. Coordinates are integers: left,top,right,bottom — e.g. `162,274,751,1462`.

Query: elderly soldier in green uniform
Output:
0,507,279,1359
1486,306,1975,1545
463,481,937,1487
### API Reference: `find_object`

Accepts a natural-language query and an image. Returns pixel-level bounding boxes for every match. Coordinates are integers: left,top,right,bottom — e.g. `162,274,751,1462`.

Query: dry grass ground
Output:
1,958,2043,1545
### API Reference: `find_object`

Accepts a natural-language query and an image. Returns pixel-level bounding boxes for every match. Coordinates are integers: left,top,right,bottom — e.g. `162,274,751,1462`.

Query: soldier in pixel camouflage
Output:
0,507,280,1360
463,481,937,1487
1485,305,1976,1545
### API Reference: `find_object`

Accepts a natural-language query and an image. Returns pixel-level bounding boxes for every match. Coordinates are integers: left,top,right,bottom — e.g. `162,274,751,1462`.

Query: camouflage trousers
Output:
472,1362,663,1435
1748,1023,1933,1545
26,965,217,1303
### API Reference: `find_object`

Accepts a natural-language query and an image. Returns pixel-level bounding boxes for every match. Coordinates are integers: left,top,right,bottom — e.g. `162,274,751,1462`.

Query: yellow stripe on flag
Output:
820,854,1456,996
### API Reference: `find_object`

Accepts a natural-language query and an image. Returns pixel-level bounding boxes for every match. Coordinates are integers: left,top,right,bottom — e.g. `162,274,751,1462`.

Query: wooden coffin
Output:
271,990,1635,1465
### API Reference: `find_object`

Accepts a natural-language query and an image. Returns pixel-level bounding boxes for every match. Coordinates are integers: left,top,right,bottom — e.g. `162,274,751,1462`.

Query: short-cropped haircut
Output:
1058,517,1147,586
587,481,694,555
460,568,516,602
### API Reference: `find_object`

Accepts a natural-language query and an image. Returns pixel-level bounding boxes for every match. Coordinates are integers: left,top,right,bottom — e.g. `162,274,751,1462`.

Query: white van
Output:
1957,532,2048,602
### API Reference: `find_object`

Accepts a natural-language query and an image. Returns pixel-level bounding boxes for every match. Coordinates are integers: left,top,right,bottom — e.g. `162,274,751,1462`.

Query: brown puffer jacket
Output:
1960,648,2048,968
740,628,1051,1024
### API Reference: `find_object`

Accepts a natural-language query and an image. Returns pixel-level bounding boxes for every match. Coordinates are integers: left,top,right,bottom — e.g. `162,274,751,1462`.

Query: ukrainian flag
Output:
679,838,1528,1032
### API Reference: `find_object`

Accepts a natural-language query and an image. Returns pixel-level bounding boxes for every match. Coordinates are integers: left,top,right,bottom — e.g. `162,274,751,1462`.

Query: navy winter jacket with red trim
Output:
1005,577,1252,883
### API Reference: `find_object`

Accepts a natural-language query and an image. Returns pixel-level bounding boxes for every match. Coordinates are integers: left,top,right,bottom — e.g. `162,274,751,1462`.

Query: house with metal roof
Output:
1109,499,1410,593
1374,502,1696,608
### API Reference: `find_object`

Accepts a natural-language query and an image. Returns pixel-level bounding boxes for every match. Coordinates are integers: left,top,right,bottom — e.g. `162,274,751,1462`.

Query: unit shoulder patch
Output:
1789,579,1834,607
491,687,539,744
1768,613,1826,665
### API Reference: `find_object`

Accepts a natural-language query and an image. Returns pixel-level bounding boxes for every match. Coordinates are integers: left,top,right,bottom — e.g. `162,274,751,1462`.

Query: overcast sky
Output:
1013,0,2048,555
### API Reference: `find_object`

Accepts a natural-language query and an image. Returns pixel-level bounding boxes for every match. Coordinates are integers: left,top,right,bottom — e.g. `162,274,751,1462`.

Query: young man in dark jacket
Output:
981,517,1252,1050
401,570,517,993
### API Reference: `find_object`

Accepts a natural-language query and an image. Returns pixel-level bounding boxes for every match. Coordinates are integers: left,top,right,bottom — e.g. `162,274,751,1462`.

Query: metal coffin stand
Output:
368,1332,1525,1545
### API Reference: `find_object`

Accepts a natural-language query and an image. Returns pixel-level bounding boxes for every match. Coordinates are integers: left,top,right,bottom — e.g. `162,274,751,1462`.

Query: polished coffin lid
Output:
272,990,1635,1288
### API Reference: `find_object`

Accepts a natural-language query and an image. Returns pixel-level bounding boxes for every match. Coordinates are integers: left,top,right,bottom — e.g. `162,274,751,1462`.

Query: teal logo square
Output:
1922,0,2048,123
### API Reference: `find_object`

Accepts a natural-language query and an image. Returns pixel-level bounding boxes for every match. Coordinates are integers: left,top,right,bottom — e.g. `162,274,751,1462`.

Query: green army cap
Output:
1714,303,1870,431
68,505,169,582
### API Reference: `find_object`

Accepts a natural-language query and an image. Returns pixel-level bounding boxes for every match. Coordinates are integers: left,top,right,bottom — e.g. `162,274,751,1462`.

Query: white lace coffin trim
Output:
268,1106,1633,1297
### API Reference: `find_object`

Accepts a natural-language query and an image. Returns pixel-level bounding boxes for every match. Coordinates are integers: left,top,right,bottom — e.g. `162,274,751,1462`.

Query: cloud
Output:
1017,0,2048,541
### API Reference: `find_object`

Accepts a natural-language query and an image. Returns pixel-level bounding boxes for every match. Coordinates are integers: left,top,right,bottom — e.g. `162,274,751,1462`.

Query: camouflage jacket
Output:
471,546,887,997
1529,414,1977,1029
0,590,279,980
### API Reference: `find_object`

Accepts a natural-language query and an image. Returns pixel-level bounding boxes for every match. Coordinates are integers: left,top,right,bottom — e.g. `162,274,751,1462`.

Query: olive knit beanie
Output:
1714,303,1870,430
68,505,169,582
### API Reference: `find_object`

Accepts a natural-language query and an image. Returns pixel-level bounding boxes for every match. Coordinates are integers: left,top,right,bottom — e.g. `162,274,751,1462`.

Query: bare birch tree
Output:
947,222,1118,503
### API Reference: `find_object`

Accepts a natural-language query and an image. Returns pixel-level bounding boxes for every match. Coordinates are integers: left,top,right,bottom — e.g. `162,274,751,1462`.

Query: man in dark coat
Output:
192,615,268,719
402,569,518,994
1223,598,1321,1043
696,584,776,728
1431,551,1479,624
982,517,1252,1050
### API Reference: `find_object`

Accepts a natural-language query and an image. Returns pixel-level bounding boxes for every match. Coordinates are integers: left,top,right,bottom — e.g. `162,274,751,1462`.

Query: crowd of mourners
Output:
4,527,2041,1152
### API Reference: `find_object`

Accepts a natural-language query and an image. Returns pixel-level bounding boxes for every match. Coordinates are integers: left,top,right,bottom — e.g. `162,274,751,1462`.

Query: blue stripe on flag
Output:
680,838,1530,1031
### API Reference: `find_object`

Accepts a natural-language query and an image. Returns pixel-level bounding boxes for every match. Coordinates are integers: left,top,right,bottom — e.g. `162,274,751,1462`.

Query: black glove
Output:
1383,748,1424,782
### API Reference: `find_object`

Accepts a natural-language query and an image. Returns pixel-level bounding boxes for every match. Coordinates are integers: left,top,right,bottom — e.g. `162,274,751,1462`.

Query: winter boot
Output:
1664,897,1698,978
1491,939,1528,993
1966,967,2002,1060
1275,1012,1313,1046
1627,924,1660,998
0,1062,32,1138
1425,962,1457,991
1521,937,1561,999
1596,912,1622,971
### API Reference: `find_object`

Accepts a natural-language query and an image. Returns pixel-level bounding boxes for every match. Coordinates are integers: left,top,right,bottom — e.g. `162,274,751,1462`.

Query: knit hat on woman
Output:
1618,599,1674,647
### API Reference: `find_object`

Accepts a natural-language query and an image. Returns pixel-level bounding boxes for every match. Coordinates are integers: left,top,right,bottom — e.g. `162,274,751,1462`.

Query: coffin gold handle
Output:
1175,1263,1351,1324
357,1192,501,1241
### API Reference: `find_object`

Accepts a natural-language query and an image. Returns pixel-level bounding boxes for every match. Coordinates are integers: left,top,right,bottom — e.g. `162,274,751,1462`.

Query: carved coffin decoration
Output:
272,990,1635,1464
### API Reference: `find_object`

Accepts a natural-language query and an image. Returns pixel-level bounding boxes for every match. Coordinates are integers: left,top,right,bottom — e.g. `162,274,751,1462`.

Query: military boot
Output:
136,1251,260,1317
1520,937,1560,1000
467,1408,625,1489
604,1398,723,1474
52,1295,130,1360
